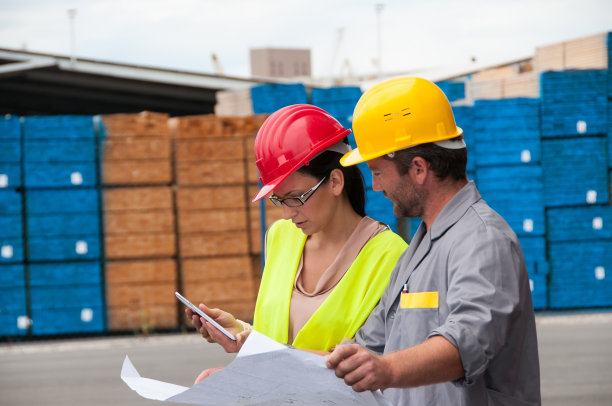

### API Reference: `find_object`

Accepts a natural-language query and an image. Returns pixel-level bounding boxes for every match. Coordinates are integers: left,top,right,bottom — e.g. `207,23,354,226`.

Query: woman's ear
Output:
329,168,345,197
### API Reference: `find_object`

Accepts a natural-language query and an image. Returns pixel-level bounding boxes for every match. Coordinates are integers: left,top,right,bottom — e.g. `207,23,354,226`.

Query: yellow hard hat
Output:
340,77,463,166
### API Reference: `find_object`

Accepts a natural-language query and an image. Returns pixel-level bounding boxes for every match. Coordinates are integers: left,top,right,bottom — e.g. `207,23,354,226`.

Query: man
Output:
326,77,541,405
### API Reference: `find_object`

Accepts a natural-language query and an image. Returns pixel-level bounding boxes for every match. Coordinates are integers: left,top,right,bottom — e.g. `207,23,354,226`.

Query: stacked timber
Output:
171,114,269,321
100,112,178,331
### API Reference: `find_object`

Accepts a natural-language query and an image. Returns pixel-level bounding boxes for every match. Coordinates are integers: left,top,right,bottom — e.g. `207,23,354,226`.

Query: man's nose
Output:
371,176,382,192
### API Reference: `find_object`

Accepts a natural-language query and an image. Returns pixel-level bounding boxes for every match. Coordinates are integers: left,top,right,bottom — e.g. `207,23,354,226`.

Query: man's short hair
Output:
383,137,468,181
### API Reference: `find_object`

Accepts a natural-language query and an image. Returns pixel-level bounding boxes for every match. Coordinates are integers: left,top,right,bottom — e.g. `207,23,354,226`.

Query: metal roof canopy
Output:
0,48,266,116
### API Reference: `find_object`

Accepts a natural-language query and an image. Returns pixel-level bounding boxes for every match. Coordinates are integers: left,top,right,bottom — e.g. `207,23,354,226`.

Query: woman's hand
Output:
185,304,250,353
194,366,225,384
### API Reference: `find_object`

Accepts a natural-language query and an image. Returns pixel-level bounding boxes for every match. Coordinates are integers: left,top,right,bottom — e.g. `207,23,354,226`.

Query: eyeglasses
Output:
269,176,327,208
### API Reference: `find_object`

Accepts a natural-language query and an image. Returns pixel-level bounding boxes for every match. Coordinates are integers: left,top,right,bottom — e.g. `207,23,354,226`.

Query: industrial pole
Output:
375,3,384,78
68,9,77,67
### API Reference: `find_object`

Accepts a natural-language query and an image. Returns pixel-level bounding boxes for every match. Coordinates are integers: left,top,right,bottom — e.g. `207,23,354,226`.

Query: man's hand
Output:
326,344,392,392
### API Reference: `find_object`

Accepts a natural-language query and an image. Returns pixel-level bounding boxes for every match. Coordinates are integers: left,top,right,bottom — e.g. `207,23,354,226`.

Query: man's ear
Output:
329,168,345,196
411,157,429,185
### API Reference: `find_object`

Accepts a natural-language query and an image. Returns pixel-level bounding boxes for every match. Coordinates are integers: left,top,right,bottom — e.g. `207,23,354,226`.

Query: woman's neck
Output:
308,201,363,249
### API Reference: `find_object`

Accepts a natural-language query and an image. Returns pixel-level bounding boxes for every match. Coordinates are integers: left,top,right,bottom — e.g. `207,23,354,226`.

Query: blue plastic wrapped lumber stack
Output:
0,115,21,190
1,116,24,265
476,166,546,236
311,86,362,130
540,69,611,309
473,98,541,167
540,69,608,138
540,71,610,209
476,166,548,309
541,136,609,208
28,262,104,334
23,116,98,188
436,81,466,103
22,116,104,335
472,98,547,309
0,264,27,336
363,174,397,232
607,32,612,98
250,83,308,114
609,34,612,215
0,190,24,265
0,115,29,336
546,205,612,308
452,104,477,177
25,189,102,262
349,151,397,232
609,34,612,189
608,102,612,170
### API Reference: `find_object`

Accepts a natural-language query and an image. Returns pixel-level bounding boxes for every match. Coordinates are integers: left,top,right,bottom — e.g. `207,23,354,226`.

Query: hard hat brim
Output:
339,148,366,167
341,126,465,168
252,181,278,202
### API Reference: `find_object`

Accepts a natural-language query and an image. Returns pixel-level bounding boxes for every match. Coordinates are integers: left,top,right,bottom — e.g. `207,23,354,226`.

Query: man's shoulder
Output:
456,199,518,242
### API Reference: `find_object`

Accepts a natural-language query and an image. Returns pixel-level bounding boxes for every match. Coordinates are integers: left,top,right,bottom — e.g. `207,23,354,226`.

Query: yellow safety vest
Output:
253,219,407,351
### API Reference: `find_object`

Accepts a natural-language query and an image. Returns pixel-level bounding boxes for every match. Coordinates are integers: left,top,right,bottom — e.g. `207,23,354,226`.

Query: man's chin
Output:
392,204,404,218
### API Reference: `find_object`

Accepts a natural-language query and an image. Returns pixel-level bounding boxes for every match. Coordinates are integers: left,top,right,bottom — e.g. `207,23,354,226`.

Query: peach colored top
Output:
287,216,389,343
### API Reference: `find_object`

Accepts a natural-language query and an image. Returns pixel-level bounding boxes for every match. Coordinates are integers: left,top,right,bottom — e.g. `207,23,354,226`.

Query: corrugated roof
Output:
0,48,267,116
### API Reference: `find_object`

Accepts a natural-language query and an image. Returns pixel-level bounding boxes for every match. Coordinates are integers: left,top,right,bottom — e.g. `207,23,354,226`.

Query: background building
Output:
250,48,311,79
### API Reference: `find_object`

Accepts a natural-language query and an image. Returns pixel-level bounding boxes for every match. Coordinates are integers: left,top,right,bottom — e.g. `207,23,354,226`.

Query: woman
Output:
186,104,407,378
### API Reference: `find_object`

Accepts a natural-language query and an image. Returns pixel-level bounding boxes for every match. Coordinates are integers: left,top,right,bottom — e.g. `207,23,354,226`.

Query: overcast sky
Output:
1,0,610,79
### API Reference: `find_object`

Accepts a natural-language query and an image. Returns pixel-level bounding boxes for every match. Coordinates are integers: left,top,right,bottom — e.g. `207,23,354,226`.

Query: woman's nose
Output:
282,204,298,220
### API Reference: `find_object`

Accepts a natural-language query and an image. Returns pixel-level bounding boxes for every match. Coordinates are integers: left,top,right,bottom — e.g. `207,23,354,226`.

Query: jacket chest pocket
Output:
395,292,441,348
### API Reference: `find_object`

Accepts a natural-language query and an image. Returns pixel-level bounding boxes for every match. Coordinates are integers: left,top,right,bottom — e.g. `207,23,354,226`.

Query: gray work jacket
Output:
356,182,541,405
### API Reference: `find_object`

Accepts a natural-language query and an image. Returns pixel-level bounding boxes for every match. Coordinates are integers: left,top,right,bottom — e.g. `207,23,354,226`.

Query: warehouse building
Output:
0,48,265,116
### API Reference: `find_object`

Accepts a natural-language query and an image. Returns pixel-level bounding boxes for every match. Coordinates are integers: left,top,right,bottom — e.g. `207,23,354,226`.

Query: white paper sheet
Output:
235,329,287,357
121,330,390,406
121,356,188,400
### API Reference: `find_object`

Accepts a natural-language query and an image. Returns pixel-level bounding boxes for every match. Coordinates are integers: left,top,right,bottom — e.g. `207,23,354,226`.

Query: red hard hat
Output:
252,104,351,202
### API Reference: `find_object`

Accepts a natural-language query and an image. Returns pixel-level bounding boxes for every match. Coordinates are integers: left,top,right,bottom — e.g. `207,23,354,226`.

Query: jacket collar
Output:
429,181,481,241
390,182,481,302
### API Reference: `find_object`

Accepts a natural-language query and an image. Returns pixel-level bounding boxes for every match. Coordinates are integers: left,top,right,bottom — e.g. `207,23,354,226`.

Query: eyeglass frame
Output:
268,176,327,208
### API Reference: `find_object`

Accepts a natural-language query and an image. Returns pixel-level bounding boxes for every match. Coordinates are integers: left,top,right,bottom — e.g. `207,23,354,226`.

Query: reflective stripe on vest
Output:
253,219,407,351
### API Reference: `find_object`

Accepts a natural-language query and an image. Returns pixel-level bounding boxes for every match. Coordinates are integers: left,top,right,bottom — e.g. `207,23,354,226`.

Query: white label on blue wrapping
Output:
520,150,531,163
576,120,587,134
17,316,31,330
75,240,88,254
529,279,534,292
1,245,13,258
523,219,534,233
586,190,597,204
81,308,93,322
0,174,7,188
71,171,83,185
595,266,605,280
592,217,603,230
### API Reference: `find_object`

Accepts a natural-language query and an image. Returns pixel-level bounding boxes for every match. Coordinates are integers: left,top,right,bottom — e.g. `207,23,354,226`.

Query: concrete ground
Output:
1,312,611,406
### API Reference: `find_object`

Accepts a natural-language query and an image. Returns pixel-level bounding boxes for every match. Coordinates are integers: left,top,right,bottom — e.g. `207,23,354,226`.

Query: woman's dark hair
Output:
297,148,366,217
